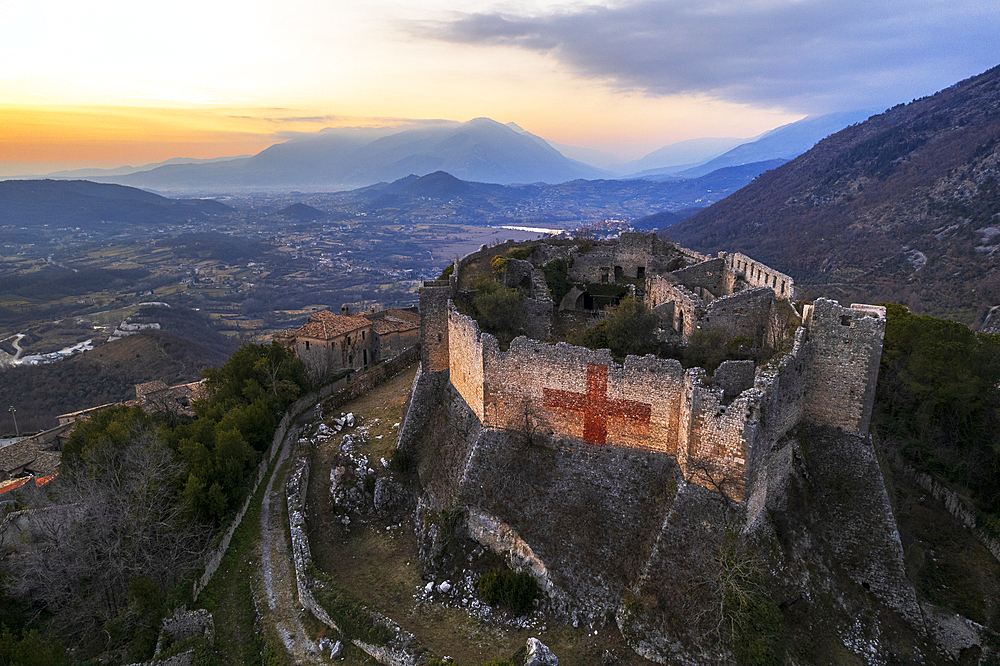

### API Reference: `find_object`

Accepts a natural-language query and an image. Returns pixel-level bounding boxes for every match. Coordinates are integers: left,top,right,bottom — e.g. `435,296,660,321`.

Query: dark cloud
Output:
420,0,1000,112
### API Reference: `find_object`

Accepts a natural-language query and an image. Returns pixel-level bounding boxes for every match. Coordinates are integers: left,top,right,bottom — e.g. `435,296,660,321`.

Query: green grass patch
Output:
195,452,292,666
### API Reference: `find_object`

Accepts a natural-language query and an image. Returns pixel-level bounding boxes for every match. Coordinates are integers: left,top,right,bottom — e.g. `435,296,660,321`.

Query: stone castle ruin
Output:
410,234,885,505
396,234,941,662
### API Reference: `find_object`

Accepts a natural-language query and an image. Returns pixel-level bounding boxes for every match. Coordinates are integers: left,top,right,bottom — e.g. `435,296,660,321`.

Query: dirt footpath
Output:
258,419,328,665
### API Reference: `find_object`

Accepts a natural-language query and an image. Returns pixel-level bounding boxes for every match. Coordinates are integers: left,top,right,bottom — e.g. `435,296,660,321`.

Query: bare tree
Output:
4,426,209,638
683,455,743,508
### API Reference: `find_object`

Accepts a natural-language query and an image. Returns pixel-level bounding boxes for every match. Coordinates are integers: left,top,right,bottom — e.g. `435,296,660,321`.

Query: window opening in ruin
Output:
840,315,852,326
364,349,368,366
347,335,351,345
637,266,646,279
438,333,442,342
601,267,610,283
305,341,310,350
614,266,624,281
677,308,685,334
349,354,354,364
362,331,365,340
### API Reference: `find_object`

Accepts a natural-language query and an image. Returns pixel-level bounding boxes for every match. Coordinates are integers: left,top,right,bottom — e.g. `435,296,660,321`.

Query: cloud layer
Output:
423,0,1000,112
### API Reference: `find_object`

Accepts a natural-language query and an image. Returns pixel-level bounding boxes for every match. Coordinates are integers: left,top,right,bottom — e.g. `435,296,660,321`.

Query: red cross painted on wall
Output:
543,363,652,445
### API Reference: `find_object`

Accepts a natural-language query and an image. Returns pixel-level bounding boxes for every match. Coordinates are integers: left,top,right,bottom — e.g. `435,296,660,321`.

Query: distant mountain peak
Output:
89,117,607,193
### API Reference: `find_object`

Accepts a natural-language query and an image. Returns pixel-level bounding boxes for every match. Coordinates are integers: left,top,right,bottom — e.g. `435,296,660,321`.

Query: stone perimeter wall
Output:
726,252,795,300
447,305,753,497
439,297,884,505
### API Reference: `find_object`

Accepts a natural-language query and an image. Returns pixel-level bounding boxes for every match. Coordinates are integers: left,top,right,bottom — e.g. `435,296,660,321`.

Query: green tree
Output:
541,258,571,304
874,303,1000,512
472,276,525,345
61,405,154,473
604,296,659,358
570,296,659,359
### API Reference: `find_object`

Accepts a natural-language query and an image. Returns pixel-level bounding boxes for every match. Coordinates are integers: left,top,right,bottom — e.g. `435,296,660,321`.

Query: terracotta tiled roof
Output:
371,315,419,335
0,473,57,496
385,308,420,325
0,477,30,494
135,380,169,401
295,310,372,340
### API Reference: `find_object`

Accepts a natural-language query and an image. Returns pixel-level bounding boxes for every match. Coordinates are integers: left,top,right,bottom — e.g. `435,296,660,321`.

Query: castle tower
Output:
802,299,886,435
419,280,452,373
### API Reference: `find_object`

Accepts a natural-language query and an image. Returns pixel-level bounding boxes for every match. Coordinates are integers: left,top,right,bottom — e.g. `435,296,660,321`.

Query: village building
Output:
0,423,70,499
278,306,420,381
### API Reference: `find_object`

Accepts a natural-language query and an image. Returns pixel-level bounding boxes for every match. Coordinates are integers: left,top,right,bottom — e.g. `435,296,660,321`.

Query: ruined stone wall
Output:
713,360,756,400
754,329,810,452
699,287,778,348
483,335,686,455
525,242,574,267
522,267,554,341
612,232,657,279
669,258,727,299
568,247,615,284
645,276,704,340
802,299,885,435
680,368,760,502
419,281,452,373
448,307,488,422
441,308,762,499
725,252,795,300
502,259,536,293
742,328,811,524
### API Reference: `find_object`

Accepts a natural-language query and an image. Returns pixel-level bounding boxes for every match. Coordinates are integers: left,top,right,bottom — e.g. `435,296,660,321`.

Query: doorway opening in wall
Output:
615,266,624,281
363,349,368,366
637,266,646,279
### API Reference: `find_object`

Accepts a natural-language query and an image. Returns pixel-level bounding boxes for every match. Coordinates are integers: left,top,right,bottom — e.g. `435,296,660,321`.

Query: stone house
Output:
280,306,419,382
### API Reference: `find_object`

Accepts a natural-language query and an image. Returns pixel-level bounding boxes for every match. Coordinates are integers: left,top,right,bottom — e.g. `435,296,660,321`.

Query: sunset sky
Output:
1,0,998,177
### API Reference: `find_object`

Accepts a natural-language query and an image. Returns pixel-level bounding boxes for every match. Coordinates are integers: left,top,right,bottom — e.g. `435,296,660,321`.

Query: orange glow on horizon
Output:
0,105,287,165
0,99,803,176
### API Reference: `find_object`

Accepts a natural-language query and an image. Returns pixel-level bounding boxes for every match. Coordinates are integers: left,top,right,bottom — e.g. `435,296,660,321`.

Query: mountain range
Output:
323,159,789,224
78,119,604,194
667,64,1000,324
0,179,228,230
26,111,876,195
658,110,879,178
